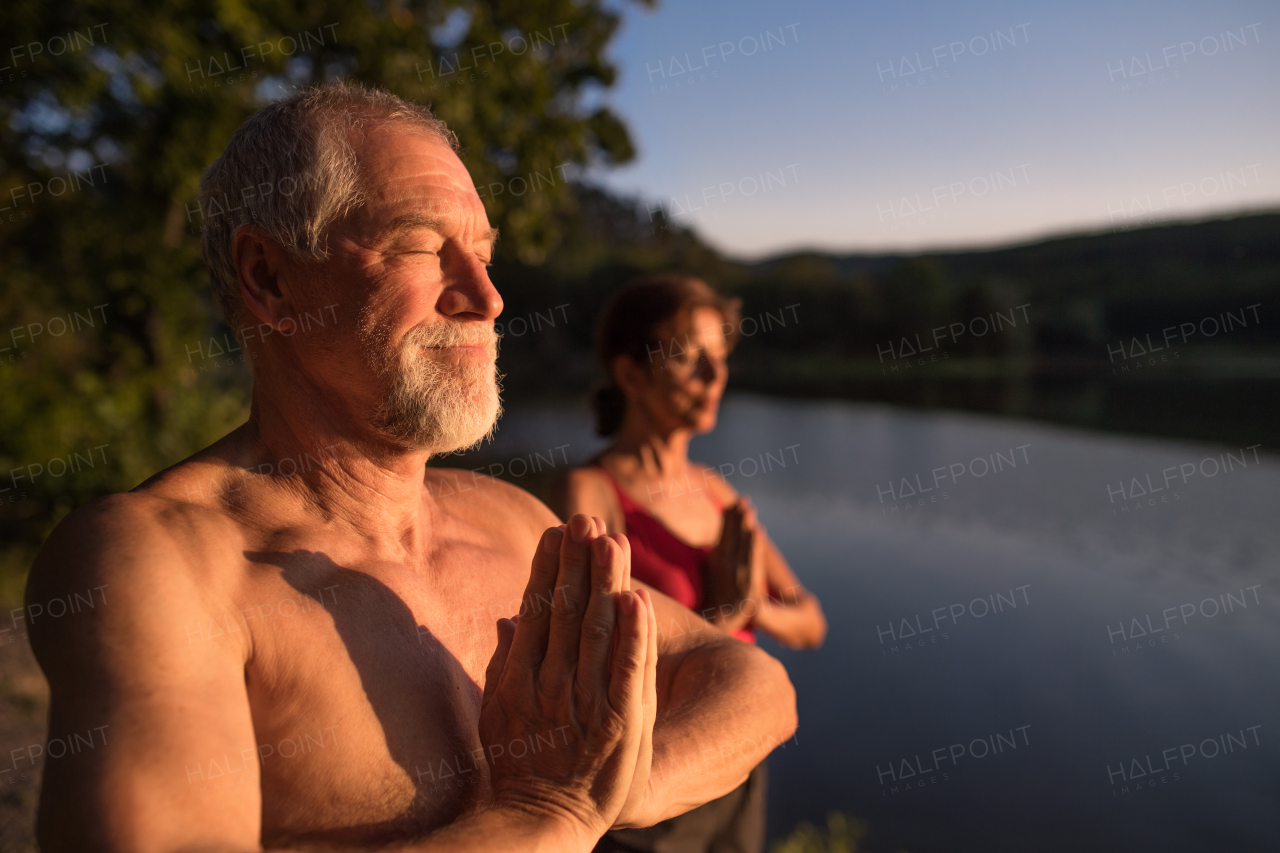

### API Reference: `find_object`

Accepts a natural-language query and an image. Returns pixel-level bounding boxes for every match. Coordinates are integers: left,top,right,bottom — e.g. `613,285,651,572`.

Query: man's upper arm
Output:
634,579,797,815
637,579,793,726
26,495,261,853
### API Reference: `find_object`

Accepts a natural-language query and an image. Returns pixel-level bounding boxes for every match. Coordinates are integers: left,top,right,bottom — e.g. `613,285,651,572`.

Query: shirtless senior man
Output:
25,83,796,853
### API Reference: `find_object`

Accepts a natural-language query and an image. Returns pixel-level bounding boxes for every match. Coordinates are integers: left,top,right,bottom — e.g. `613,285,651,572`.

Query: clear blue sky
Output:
589,0,1278,258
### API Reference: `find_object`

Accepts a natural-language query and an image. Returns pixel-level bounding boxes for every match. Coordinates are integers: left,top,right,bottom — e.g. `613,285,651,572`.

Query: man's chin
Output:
369,373,503,454
432,397,503,454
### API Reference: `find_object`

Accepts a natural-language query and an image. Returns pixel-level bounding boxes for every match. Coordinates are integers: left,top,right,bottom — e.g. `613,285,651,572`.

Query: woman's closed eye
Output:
670,349,703,367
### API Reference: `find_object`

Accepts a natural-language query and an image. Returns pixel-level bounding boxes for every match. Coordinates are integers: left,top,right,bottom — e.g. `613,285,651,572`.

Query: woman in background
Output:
552,273,826,853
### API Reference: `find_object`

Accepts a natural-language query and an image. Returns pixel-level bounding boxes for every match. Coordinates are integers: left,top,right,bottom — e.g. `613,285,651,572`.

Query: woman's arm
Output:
750,535,827,649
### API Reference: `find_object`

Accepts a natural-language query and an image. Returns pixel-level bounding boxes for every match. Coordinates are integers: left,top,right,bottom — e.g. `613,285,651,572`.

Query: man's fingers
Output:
615,532,632,591
639,587,658,720
482,617,517,711
632,588,658,812
543,514,596,686
607,591,649,718
507,526,565,671
576,534,627,699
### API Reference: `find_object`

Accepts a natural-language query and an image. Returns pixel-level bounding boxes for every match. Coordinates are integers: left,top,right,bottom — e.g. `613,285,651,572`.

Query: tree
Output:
0,0,648,570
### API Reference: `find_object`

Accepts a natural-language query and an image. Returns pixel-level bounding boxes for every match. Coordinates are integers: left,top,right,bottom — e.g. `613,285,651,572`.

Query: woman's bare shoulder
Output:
550,464,623,527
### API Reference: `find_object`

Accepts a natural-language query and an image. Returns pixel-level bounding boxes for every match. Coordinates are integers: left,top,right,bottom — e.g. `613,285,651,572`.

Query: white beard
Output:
366,320,503,454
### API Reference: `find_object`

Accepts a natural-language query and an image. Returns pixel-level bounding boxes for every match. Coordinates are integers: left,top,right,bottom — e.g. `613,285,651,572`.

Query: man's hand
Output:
479,515,658,842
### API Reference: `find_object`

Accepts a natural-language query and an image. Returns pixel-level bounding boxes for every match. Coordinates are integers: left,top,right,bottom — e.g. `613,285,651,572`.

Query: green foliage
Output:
0,0,646,561
770,812,870,853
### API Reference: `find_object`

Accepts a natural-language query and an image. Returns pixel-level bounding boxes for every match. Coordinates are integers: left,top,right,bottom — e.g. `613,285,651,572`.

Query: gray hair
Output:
198,81,458,329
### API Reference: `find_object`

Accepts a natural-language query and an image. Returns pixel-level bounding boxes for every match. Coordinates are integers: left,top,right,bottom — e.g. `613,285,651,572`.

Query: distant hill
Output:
497,194,1279,374
758,211,1280,288
731,211,1280,361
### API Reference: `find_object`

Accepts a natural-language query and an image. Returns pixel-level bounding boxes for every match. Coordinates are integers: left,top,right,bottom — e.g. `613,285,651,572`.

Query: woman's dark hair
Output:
591,273,742,436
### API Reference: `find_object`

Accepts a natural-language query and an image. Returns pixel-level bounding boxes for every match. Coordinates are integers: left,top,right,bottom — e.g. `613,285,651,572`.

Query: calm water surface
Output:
475,394,1280,853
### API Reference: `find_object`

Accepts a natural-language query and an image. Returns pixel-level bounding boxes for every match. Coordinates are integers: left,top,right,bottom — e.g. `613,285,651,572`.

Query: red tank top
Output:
595,466,756,644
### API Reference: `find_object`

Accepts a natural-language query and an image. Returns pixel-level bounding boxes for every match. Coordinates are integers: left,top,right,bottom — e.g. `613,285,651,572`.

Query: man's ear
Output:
233,225,296,330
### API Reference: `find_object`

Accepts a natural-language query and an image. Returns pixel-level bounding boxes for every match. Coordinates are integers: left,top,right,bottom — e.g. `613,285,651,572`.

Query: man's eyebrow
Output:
380,212,444,240
379,214,499,247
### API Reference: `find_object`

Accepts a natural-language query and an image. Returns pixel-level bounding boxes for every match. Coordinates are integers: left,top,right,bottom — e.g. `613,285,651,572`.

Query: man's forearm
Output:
244,805,595,853
638,641,797,824
407,804,595,853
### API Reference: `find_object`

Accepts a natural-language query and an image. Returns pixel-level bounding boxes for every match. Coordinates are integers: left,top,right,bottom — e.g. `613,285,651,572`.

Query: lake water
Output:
463,393,1280,853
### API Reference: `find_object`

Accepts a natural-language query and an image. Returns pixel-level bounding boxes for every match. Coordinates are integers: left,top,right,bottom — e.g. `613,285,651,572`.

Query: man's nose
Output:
437,248,502,321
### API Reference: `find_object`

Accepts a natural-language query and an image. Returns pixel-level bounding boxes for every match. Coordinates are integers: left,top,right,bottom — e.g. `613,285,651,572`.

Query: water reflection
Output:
469,393,1280,852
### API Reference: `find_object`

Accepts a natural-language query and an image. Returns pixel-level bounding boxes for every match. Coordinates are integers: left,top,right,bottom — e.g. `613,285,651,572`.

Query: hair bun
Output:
591,383,628,436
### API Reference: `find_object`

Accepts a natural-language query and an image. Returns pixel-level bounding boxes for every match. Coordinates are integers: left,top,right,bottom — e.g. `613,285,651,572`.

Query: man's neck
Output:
244,368,435,560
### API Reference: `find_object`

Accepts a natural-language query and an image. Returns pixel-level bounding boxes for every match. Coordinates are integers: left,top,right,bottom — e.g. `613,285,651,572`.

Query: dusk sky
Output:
590,0,1278,258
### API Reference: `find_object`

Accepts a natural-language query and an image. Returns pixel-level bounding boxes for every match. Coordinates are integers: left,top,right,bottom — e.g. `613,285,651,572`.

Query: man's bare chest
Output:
206,543,535,844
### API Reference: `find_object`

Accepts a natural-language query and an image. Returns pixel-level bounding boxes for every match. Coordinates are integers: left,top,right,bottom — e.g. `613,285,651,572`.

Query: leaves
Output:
0,0,644,557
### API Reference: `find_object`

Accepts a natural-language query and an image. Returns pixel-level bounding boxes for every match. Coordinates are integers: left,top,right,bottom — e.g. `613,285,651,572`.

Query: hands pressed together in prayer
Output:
479,514,659,845
701,498,768,631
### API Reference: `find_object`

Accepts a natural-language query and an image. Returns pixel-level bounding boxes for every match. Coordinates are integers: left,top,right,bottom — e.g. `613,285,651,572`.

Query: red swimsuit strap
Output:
593,463,725,513
592,465,714,558
595,465,642,512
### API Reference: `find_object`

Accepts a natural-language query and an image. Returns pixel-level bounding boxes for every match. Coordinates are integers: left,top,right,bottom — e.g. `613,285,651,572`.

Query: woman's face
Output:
632,306,730,435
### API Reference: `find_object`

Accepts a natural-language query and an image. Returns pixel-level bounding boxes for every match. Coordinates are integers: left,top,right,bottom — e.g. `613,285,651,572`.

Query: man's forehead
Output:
355,122,463,176
350,124,491,237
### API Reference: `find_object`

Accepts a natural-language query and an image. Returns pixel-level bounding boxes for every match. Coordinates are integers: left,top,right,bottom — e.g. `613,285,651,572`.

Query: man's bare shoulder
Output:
25,489,247,665
131,427,263,508
44,463,246,559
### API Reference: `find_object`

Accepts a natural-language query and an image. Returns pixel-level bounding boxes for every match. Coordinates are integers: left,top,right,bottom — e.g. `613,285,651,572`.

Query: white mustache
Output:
405,322,498,354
